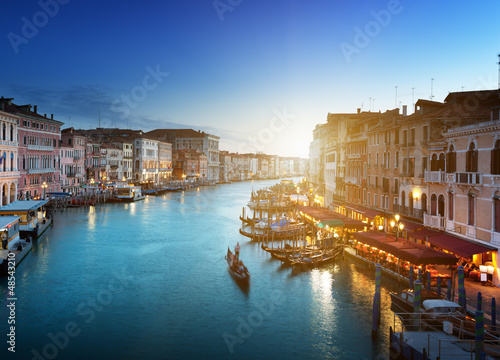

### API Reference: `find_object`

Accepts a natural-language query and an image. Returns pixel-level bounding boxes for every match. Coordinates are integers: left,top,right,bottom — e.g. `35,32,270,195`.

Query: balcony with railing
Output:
27,167,56,174
455,172,482,185
424,170,446,183
346,153,362,159
424,213,445,230
393,204,423,220
27,145,54,151
0,140,17,147
0,171,20,178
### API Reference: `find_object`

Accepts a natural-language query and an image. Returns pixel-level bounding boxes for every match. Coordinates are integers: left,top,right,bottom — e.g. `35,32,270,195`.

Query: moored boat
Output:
289,245,343,268
115,186,146,202
419,299,500,340
390,289,442,314
0,200,52,239
0,216,32,275
225,247,250,283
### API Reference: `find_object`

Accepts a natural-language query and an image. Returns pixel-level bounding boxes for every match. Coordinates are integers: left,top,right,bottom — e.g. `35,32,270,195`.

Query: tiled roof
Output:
0,97,64,125
146,129,219,139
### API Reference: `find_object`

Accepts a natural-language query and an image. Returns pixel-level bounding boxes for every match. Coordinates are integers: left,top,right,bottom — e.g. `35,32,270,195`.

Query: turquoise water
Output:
1,179,404,359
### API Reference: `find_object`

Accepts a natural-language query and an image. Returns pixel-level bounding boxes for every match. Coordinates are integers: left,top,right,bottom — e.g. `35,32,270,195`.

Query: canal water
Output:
1,179,405,360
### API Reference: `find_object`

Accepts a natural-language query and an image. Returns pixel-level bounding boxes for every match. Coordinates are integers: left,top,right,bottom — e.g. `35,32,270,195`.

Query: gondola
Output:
289,245,343,268
225,248,250,283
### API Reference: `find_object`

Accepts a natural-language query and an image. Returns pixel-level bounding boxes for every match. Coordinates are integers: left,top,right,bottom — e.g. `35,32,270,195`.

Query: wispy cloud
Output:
3,84,251,152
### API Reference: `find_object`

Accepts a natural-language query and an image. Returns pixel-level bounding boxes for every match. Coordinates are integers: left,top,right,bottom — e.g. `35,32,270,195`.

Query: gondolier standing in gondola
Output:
235,242,240,260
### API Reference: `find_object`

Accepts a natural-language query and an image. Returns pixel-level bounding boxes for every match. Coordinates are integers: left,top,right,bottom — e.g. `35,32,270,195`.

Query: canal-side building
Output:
133,135,159,183
61,127,87,192
157,141,173,184
146,129,220,182
172,149,207,181
308,88,500,285
101,143,123,183
0,98,63,199
365,109,401,216
219,151,232,182
85,138,102,182
0,110,19,205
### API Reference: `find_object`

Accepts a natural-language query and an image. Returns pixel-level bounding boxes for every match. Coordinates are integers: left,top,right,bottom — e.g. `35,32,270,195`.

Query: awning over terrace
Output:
409,229,497,259
353,231,458,266
297,205,366,230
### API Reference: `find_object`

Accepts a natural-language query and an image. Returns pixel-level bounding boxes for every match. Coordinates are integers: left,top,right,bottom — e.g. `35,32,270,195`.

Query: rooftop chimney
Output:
402,105,407,116
44,114,47,118
51,114,54,120
357,108,361,114
33,105,37,113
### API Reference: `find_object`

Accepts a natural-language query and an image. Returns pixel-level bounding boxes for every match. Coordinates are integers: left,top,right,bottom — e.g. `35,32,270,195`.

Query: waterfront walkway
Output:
344,247,500,322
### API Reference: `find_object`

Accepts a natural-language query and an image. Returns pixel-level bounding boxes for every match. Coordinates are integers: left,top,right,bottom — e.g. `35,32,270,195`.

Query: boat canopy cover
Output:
47,192,72,197
0,200,49,212
422,299,462,311
0,216,21,228
317,219,344,228
271,219,291,228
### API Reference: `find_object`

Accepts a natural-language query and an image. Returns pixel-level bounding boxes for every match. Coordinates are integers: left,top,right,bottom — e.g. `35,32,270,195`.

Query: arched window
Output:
1,184,6,206
438,194,445,217
430,194,437,215
468,193,475,225
430,153,438,171
466,142,478,172
135,160,140,170
438,153,445,171
492,140,500,175
446,144,456,173
2,124,5,141
421,193,427,214
10,125,13,141
395,151,399,168
401,190,406,208
409,192,414,212
448,191,454,221
9,183,15,204
494,191,500,232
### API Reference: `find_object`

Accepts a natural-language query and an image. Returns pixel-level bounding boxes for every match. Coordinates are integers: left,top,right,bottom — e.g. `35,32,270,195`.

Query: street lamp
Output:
390,214,404,242
42,182,47,199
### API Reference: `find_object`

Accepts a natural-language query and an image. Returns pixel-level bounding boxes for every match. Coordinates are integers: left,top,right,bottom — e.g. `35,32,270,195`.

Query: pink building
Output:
0,98,63,199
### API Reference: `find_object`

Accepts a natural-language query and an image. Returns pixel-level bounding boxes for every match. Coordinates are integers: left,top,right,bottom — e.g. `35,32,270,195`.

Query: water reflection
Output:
0,178,404,360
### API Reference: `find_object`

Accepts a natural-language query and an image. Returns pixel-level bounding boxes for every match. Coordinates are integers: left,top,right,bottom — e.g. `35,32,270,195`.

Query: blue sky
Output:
1,0,499,157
